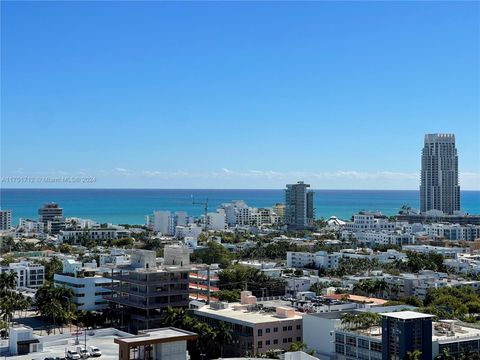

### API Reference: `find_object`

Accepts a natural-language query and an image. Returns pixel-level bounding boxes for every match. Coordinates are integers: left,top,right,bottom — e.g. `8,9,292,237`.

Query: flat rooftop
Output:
3,329,124,360
195,304,302,326
433,323,480,343
381,311,433,320
115,328,197,346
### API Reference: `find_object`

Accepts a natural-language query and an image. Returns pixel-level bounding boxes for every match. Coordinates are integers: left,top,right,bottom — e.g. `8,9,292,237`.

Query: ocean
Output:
1,189,479,225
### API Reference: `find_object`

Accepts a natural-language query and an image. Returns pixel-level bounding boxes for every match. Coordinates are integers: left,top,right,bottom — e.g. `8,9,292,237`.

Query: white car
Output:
66,350,81,360
78,348,90,359
88,346,102,357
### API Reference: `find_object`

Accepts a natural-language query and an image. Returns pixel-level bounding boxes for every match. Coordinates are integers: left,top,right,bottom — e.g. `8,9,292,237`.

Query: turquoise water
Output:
1,189,479,225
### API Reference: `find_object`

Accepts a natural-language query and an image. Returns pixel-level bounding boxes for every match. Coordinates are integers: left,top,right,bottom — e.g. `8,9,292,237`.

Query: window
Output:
266,340,270,346
258,341,262,349
370,342,382,353
288,338,292,343
266,328,270,333
283,326,287,331
296,337,301,342
274,327,278,333
296,324,301,330
274,339,278,345
346,336,356,346
258,329,262,336
358,339,369,349
288,326,292,331
283,339,288,344
347,345,359,357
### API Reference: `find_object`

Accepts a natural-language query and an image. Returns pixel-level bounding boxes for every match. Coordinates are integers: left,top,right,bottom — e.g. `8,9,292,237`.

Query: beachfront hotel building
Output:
420,133,460,215
38,202,65,234
285,181,315,230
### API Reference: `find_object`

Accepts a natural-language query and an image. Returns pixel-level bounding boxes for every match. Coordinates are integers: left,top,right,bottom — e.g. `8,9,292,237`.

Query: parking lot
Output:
6,332,121,360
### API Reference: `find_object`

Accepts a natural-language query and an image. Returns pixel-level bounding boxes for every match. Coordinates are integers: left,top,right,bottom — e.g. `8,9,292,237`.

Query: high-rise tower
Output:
420,134,460,214
285,181,315,229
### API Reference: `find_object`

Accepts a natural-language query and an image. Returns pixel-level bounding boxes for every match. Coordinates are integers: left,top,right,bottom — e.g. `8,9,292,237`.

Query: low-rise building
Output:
54,273,111,311
58,226,126,243
19,218,45,233
0,261,45,289
402,244,468,258
194,291,303,357
115,327,198,360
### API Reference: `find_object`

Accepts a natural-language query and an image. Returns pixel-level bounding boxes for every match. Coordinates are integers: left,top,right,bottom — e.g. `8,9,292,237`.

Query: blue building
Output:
381,311,433,360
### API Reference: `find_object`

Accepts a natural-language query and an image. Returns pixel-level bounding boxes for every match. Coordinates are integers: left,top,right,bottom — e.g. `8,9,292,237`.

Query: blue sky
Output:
1,1,479,189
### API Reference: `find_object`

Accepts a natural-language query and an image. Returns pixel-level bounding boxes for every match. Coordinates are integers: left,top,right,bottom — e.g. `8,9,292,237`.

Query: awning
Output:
17,339,40,345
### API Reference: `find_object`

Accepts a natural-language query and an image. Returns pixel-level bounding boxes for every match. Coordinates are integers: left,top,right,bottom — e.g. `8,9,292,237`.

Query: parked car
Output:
78,348,90,359
66,350,81,360
87,346,101,357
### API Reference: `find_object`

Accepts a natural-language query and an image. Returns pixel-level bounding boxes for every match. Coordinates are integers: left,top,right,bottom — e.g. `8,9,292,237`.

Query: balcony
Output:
110,288,189,297
105,296,188,309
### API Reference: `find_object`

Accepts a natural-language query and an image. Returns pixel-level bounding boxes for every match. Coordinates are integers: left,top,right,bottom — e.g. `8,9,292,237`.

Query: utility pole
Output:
207,266,211,304
192,196,209,231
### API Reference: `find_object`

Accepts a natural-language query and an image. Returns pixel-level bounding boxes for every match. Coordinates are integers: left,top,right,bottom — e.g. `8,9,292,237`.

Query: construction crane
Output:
191,196,209,230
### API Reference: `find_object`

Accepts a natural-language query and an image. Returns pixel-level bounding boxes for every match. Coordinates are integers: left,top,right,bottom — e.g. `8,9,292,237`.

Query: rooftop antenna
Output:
191,195,209,231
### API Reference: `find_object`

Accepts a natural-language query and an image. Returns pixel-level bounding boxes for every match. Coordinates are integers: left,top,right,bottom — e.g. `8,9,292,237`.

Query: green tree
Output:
35,283,76,334
403,350,422,360
192,241,233,268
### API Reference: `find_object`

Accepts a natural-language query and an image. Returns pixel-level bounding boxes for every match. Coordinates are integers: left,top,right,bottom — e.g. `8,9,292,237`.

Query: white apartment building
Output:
19,219,45,233
146,210,173,235
444,254,480,274
345,212,395,232
402,245,467,258
99,248,131,268
0,261,45,289
221,200,249,226
206,209,227,231
287,252,316,269
356,231,415,246
0,210,12,230
175,224,203,240
146,211,190,235
314,251,342,270
58,227,120,243
221,201,281,227
384,270,480,300
285,276,321,296
423,223,480,241
54,273,111,311
287,249,406,271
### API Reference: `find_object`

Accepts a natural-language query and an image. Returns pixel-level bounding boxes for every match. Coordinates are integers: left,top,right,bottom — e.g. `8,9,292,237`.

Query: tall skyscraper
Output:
285,181,315,230
420,134,460,214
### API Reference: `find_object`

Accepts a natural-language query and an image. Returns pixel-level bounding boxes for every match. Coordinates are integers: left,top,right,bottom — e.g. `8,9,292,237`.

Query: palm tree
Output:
35,284,75,334
340,313,355,330
435,348,454,360
214,322,233,357
163,306,185,327
289,342,307,352
0,271,18,293
404,350,422,360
